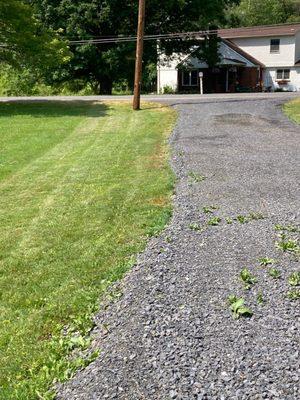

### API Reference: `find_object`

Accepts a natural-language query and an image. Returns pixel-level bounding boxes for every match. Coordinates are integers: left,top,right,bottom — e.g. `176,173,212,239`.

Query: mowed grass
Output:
0,101,176,399
283,98,300,122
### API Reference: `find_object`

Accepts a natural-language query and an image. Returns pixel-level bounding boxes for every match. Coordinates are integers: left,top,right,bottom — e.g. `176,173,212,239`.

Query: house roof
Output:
177,39,263,69
218,23,300,39
223,39,265,67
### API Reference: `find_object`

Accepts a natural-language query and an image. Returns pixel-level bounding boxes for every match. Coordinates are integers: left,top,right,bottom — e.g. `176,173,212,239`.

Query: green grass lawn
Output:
283,98,300,122
0,101,176,399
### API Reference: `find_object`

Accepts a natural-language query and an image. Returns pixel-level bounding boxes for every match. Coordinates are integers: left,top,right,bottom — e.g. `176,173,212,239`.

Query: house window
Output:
276,69,290,80
270,39,280,53
182,70,198,86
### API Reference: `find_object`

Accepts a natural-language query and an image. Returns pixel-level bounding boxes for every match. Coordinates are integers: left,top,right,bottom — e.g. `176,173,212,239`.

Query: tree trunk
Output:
99,77,113,95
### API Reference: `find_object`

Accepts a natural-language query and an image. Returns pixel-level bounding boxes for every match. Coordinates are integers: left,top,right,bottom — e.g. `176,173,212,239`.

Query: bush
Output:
162,85,175,94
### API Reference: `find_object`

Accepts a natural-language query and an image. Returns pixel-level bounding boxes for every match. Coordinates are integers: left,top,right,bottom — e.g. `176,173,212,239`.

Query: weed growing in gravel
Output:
233,213,264,224
189,222,201,231
257,292,265,305
275,224,299,233
268,268,281,279
240,268,257,289
235,215,249,224
288,272,300,286
208,217,221,226
287,289,300,301
276,234,300,254
165,236,173,243
188,171,206,183
203,205,219,214
228,295,253,319
249,212,264,220
225,217,233,224
259,257,276,266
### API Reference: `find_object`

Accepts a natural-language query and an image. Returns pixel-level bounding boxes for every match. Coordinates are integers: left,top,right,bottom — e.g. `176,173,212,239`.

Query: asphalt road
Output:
56,96,300,399
0,91,299,105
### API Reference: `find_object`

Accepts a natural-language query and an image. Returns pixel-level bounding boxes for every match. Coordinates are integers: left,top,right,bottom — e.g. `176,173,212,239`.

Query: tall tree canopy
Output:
227,0,300,27
28,0,234,94
0,0,69,71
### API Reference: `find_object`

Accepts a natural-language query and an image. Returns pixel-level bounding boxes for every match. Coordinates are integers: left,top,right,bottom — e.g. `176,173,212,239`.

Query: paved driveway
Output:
56,97,300,399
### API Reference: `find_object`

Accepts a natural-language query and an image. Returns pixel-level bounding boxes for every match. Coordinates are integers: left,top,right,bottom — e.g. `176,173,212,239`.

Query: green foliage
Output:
235,215,249,224
188,171,206,183
225,217,233,224
240,268,257,289
226,0,300,27
259,257,276,266
208,216,222,226
189,222,202,231
163,85,176,94
288,272,300,286
228,295,253,319
274,224,299,233
276,234,300,254
203,205,219,213
0,0,69,70
257,292,265,305
287,289,300,300
268,268,281,279
0,101,176,398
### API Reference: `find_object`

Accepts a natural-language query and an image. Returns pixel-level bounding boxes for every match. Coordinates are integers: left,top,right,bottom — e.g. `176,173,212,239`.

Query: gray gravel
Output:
57,99,300,400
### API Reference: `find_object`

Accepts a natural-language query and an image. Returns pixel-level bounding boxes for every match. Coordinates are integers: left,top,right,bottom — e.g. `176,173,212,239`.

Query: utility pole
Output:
133,0,146,110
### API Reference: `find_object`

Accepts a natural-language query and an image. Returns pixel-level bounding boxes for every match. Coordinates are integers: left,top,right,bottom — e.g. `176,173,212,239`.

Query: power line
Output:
68,30,218,45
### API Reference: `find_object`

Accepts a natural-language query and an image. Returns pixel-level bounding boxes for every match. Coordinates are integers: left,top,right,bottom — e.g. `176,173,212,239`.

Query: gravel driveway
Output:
57,99,300,400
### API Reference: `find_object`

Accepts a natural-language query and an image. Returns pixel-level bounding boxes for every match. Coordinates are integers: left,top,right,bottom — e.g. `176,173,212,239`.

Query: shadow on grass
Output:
0,101,109,118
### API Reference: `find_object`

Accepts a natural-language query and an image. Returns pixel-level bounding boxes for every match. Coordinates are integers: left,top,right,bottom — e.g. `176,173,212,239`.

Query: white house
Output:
157,23,300,93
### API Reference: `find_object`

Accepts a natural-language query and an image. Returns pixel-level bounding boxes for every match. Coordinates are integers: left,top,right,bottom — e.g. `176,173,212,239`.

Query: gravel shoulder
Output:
57,99,300,400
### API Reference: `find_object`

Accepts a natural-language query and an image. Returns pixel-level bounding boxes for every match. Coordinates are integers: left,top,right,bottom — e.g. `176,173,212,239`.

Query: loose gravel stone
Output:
57,98,300,399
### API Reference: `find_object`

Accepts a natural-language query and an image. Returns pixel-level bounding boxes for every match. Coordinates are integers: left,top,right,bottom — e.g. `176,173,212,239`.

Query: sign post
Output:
199,71,203,95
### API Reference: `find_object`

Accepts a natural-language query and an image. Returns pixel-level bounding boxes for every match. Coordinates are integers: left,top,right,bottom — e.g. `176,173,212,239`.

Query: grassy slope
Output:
283,98,300,123
0,101,176,399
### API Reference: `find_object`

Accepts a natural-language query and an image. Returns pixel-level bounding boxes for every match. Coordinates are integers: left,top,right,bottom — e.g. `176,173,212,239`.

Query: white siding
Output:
295,31,300,62
232,36,296,67
157,69,178,92
263,67,300,91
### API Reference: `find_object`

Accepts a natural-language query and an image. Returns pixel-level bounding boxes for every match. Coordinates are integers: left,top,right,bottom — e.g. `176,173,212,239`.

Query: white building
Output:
157,23,300,93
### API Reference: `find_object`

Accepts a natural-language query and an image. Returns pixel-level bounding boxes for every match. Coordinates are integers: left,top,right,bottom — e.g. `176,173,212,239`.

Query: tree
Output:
28,0,235,94
226,0,300,27
0,0,69,72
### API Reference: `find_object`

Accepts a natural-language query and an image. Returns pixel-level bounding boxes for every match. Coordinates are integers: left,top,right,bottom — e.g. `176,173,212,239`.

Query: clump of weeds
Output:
275,224,299,233
249,212,264,221
240,268,257,289
268,268,281,279
288,271,300,286
276,233,300,255
257,292,265,305
233,213,264,224
235,215,249,224
188,171,206,183
225,217,233,224
287,289,300,301
228,295,253,319
259,257,276,266
203,205,219,214
189,222,202,231
208,217,221,226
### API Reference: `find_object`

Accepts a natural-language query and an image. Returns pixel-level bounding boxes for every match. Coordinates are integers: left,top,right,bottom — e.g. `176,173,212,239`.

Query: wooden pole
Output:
133,0,146,110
